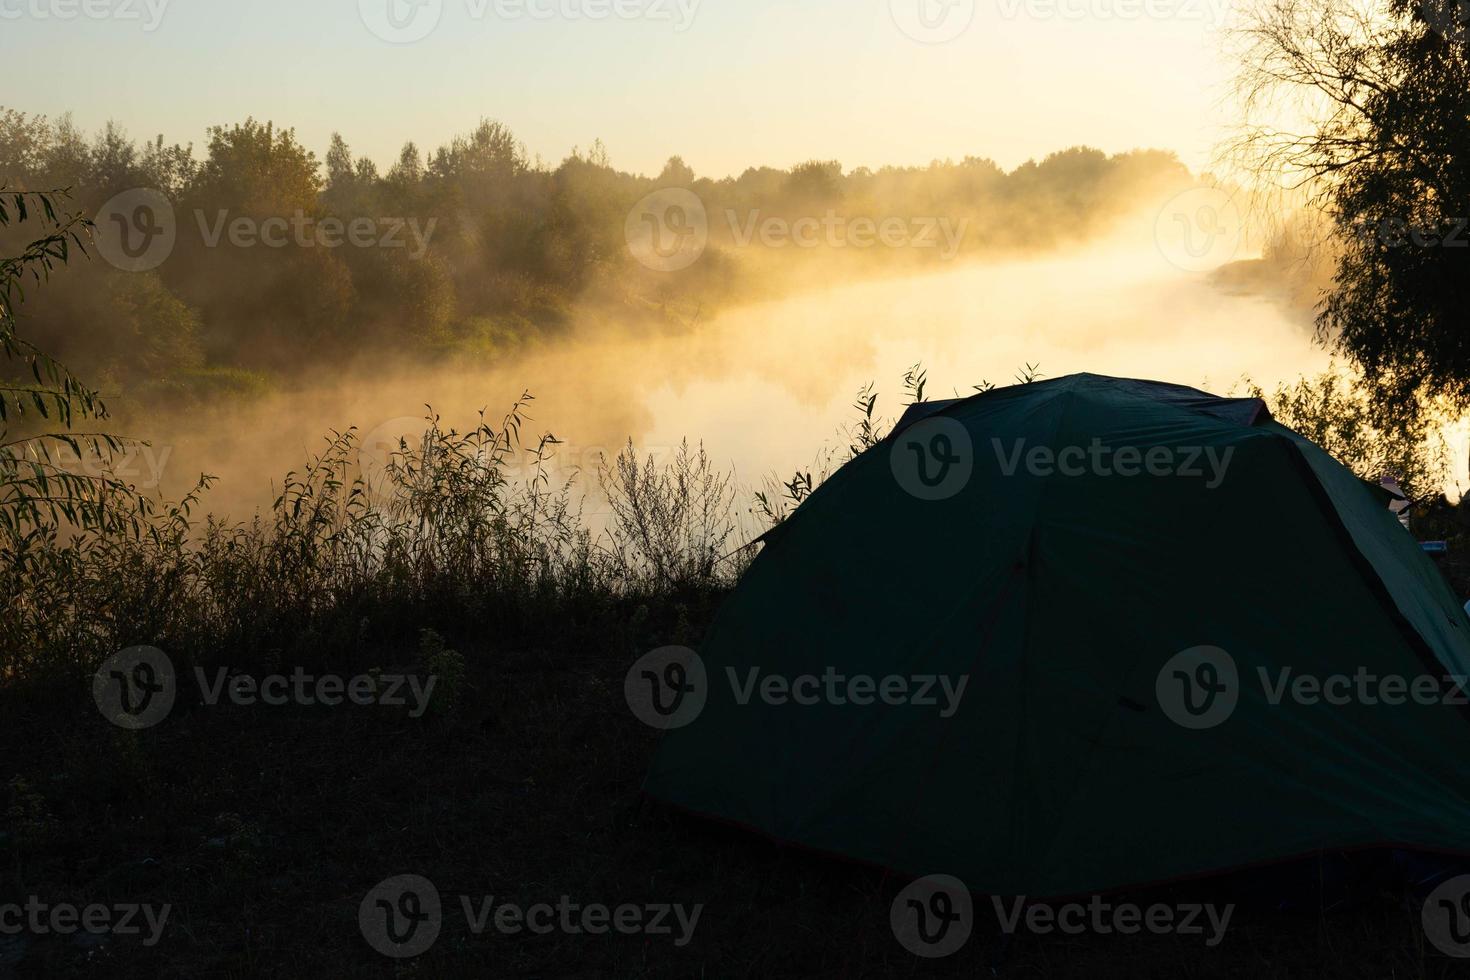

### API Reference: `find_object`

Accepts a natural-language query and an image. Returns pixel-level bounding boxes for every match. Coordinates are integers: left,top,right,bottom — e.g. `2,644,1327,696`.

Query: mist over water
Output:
137,222,1332,522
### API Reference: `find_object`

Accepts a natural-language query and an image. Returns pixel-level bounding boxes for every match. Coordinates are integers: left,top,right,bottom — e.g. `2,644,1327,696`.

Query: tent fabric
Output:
888,378,1270,441
890,398,964,436
643,373,1470,897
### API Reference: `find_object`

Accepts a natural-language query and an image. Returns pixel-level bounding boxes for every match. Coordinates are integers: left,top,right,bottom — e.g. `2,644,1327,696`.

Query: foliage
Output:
1,386,742,681
0,189,172,585
7,190,1448,693
598,439,738,590
1243,366,1450,499
0,105,1196,399
416,627,466,718
1231,0,1470,424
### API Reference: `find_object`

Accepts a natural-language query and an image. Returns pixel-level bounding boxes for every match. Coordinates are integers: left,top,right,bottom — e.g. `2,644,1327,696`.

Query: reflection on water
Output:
635,246,1328,483
146,242,1334,520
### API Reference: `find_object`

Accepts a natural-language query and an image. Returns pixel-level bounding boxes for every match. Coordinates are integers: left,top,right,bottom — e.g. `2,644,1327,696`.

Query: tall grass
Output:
0,194,753,685
2,197,1458,687
2,407,748,684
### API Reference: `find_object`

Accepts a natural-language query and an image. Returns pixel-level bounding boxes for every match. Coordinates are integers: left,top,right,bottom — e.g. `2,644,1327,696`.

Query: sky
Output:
3,0,1238,178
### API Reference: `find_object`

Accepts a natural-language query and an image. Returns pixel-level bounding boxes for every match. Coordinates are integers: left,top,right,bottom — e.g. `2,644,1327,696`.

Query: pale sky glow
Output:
4,0,1239,177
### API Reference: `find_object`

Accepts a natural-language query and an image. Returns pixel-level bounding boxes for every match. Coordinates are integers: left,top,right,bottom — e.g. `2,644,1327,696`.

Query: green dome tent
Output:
643,373,1470,897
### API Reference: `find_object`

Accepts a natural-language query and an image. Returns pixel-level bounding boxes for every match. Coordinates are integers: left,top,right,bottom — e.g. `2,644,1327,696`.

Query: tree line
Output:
0,109,1192,407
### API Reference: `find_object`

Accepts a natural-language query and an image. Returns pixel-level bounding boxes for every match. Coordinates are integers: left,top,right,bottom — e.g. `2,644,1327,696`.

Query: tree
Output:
323,132,374,214
325,132,355,191
140,133,197,198
658,155,695,186
784,159,843,203
1232,0,1470,423
38,113,90,191
193,118,321,215
0,108,52,181
177,120,349,368
428,119,525,183
388,141,424,187
0,189,148,561
88,121,144,203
